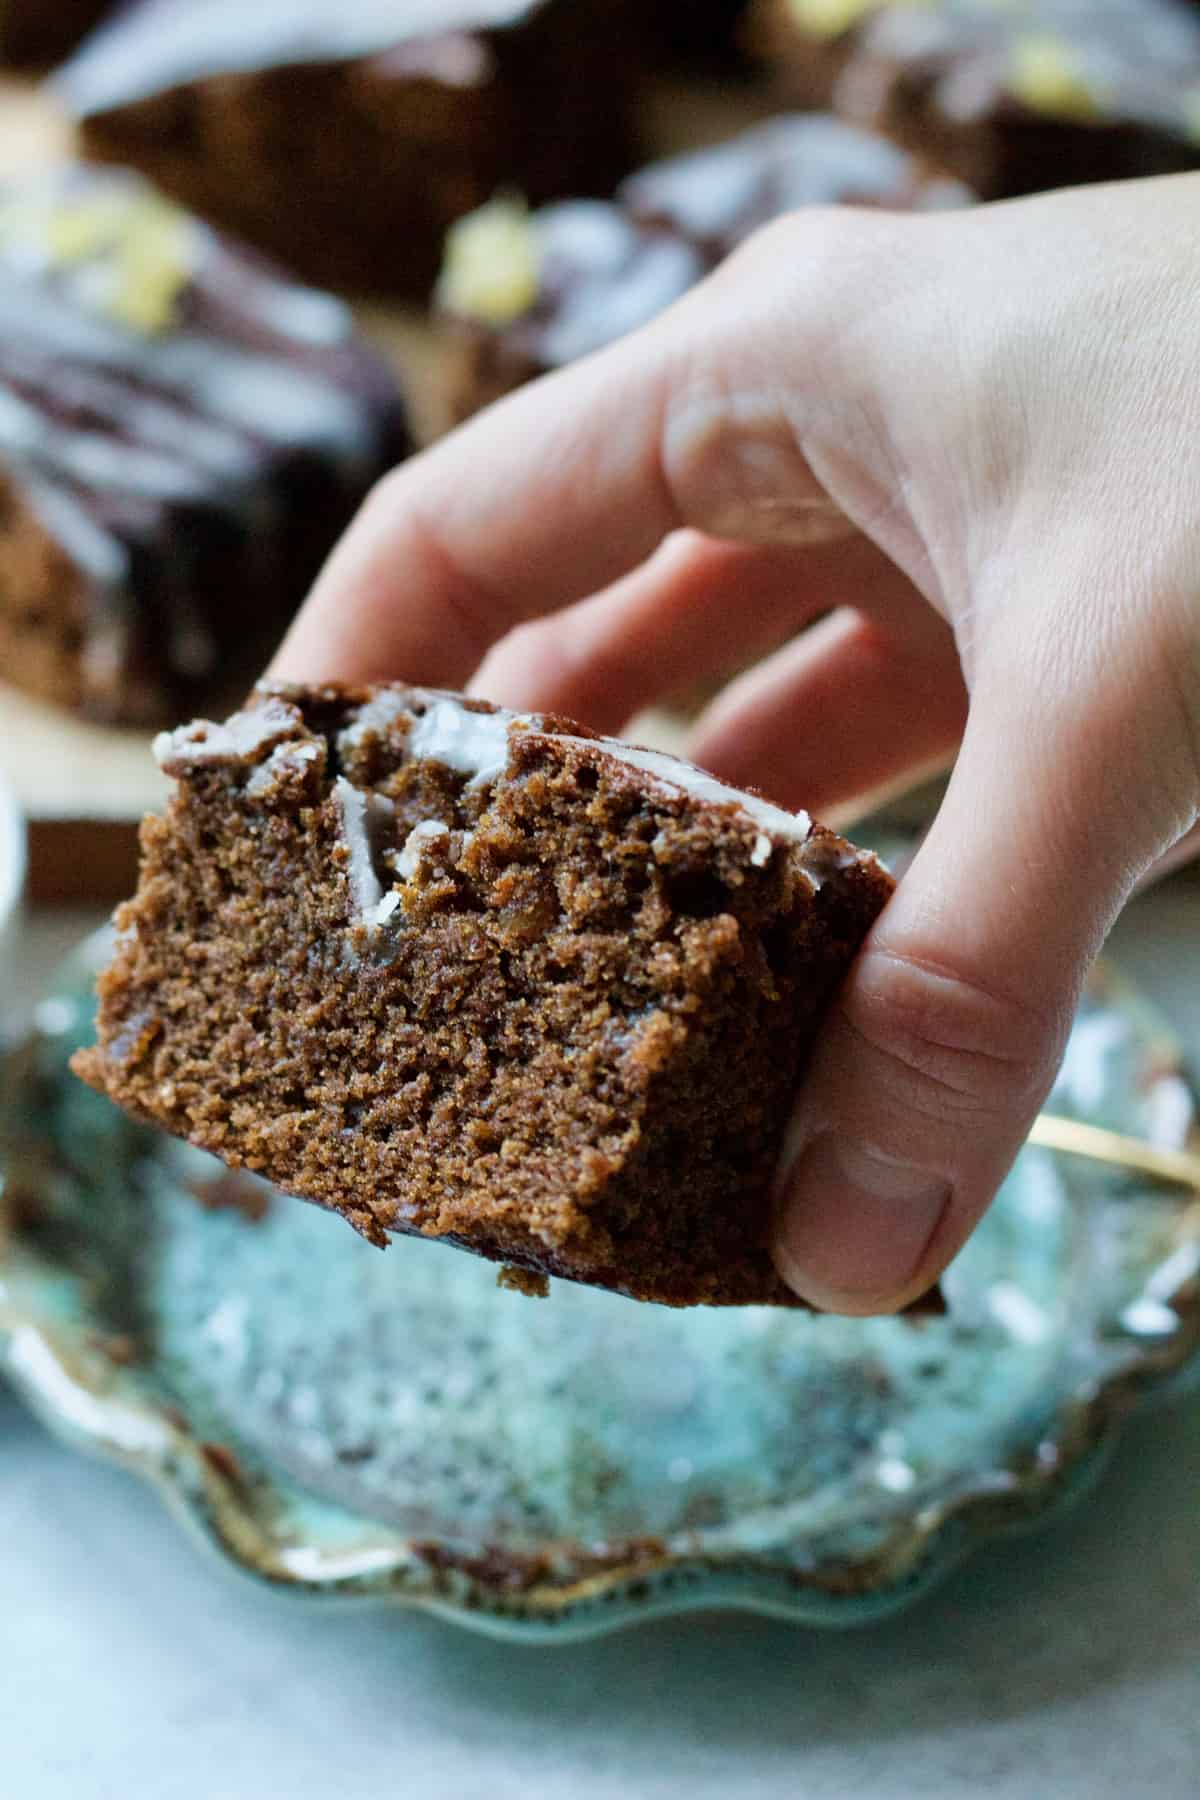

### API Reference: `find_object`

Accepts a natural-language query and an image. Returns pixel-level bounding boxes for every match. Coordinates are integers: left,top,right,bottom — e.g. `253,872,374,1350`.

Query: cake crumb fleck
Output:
498,1264,550,1299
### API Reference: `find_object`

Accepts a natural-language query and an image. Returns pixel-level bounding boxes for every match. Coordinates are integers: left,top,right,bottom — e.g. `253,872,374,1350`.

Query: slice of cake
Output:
73,684,895,1307
436,114,973,425
754,0,1200,199
57,0,645,300
0,165,410,725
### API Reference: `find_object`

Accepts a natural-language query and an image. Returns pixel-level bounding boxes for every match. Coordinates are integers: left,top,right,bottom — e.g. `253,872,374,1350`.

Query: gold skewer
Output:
1029,1114,1200,1191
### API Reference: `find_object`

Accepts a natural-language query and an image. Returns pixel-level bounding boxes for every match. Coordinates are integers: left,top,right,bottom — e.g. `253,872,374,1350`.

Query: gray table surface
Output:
3,880,1199,1800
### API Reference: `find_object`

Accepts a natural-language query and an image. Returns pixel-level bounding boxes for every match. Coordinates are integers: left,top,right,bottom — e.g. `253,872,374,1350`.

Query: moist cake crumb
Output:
74,682,900,1308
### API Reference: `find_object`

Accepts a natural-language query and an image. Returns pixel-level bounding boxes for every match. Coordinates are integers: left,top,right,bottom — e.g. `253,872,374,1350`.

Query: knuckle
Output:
658,207,930,552
657,360,817,542
726,206,901,303
840,948,1064,1127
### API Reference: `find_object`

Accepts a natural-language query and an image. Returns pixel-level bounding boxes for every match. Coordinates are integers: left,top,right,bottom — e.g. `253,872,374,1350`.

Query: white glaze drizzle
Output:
0,168,397,712
526,205,704,368
0,228,377,478
332,775,395,924
244,738,322,797
153,335,374,468
335,686,413,752
405,697,529,789
370,690,818,857
153,697,300,771
393,819,450,880
59,0,538,113
235,272,351,347
556,736,812,845
22,467,127,588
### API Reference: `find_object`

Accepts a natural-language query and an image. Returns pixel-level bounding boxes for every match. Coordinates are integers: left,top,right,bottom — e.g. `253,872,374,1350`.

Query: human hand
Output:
272,175,1200,1314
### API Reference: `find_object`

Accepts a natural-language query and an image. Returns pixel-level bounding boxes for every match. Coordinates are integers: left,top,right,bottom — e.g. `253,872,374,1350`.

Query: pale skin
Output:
271,176,1200,1315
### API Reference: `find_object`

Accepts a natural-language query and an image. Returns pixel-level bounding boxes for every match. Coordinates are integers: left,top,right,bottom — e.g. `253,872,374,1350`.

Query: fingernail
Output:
773,1132,950,1311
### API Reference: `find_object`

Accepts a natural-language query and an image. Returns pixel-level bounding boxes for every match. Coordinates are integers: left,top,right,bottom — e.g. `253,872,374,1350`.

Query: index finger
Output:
267,213,863,693
268,334,684,689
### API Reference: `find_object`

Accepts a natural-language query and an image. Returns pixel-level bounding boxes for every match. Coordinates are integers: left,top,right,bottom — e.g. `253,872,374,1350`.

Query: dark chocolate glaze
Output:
0,165,410,724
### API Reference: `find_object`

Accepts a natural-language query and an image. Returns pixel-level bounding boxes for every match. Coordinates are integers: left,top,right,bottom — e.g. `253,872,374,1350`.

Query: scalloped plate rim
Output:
3,1293,1198,1643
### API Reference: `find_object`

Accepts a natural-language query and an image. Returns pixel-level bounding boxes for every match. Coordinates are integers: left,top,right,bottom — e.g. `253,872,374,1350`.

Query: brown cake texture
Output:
57,0,645,301
437,112,973,425
73,683,896,1308
0,164,410,725
753,0,1200,198
0,0,111,68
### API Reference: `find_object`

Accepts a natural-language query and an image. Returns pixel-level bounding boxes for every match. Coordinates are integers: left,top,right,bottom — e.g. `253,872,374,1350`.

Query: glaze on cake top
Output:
59,0,549,112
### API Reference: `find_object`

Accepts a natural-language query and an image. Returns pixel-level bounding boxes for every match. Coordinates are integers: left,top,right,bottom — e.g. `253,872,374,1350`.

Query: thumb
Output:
771,638,1194,1314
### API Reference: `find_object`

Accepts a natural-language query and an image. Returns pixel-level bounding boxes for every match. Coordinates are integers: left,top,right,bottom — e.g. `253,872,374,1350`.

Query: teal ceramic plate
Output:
2,931,1199,1643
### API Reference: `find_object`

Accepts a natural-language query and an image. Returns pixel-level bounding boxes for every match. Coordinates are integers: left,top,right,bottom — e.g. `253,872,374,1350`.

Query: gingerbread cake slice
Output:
73,684,895,1307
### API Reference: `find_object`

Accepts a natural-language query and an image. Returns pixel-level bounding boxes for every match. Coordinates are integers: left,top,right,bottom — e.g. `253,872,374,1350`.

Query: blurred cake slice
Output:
752,0,1200,198
0,164,410,725
58,0,644,299
436,113,973,424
